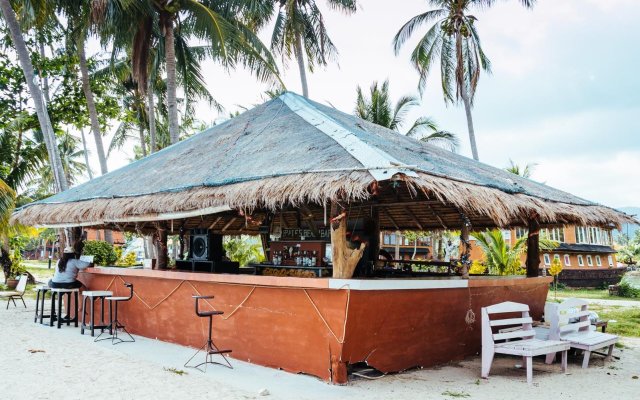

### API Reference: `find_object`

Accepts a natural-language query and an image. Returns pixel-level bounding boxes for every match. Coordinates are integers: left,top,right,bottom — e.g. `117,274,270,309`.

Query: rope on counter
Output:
222,286,256,320
303,284,351,344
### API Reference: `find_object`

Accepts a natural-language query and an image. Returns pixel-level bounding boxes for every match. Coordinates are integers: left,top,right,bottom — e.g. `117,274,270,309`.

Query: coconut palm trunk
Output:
77,38,109,175
455,32,479,161
147,79,157,153
79,128,93,180
163,16,179,145
294,33,309,98
0,0,68,192
138,118,147,157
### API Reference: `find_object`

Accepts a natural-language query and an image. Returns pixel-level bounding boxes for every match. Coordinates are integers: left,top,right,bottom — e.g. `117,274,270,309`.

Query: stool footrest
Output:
208,349,232,355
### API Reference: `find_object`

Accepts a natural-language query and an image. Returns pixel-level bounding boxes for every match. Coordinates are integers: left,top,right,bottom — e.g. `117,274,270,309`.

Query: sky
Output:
88,0,640,210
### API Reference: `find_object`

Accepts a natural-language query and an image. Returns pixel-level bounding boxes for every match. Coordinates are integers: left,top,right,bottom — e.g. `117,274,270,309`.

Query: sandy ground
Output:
2,299,639,400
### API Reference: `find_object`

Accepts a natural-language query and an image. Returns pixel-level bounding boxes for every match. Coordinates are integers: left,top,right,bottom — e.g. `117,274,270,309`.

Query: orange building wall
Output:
85,229,126,245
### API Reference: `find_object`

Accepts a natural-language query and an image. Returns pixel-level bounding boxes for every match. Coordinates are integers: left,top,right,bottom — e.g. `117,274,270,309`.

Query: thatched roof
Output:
12,92,634,231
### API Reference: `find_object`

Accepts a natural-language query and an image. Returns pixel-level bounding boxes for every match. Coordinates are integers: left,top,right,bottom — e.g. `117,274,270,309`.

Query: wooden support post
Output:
526,219,540,277
156,224,168,270
460,214,471,279
178,225,185,260
330,202,366,279
367,207,380,264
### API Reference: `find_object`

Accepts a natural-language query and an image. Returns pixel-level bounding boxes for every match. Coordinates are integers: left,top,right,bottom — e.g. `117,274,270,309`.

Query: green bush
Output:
83,240,118,266
617,281,640,298
117,252,138,267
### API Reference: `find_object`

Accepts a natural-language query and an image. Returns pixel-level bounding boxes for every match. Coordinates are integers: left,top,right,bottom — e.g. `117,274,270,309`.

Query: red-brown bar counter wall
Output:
79,268,551,384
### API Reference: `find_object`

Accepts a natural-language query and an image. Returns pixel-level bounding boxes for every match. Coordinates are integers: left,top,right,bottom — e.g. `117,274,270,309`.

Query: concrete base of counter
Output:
79,268,551,383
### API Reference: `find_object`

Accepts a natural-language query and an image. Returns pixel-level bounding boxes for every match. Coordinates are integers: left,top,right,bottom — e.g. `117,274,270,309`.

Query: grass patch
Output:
442,390,470,398
589,305,640,337
548,288,640,302
163,367,187,376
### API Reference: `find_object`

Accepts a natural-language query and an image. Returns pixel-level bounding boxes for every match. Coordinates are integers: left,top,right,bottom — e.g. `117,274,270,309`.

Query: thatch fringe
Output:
11,171,635,229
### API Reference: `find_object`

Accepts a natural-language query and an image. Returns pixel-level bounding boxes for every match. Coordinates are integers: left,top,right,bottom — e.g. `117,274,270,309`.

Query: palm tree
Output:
95,0,282,145
0,0,68,192
505,159,536,179
472,229,556,275
393,0,535,161
355,80,458,151
38,132,89,193
270,0,356,97
57,1,110,175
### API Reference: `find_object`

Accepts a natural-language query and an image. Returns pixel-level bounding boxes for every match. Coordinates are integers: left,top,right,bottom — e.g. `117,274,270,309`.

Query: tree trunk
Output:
330,202,366,279
461,91,479,161
155,226,168,270
460,223,470,279
455,28,480,162
77,38,108,175
164,16,179,145
394,230,400,260
79,128,93,180
412,240,417,260
38,41,51,103
0,0,68,192
294,33,309,98
526,219,541,278
138,118,147,157
147,78,157,153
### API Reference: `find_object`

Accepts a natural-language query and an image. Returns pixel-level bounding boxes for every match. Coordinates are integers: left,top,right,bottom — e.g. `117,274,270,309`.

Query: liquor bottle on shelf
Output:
311,251,317,266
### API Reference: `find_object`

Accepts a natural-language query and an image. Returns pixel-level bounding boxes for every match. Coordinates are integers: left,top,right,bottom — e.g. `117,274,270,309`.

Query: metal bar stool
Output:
49,288,79,329
81,291,113,336
34,285,51,324
95,283,134,345
184,295,232,371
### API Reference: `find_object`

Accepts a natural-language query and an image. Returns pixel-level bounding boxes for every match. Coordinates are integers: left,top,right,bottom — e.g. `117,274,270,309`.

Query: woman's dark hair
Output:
57,252,76,273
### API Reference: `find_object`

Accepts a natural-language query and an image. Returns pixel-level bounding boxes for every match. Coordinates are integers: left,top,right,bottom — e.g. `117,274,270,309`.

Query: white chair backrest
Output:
482,301,535,344
16,274,28,293
548,298,590,338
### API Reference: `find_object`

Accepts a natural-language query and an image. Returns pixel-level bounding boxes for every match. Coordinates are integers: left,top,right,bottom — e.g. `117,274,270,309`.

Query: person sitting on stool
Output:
48,247,94,289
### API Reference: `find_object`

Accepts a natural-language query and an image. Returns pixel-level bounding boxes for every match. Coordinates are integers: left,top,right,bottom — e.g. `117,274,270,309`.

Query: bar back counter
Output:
80,267,551,383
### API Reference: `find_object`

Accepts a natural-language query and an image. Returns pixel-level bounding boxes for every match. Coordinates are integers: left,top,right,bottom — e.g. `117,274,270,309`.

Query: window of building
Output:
515,228,528,239
595,255,602,267
608,255,614,267
387,234,396,245
589,227,600,244
564,254,571,266
587,255,593,266
548,228,565,242
502,230,511,241
575,227,588,244
543,254,551,265
553,254,561,264
578,255,584,266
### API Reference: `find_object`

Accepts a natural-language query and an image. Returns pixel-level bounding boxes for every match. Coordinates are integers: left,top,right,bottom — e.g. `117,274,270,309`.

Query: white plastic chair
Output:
1,274,28,309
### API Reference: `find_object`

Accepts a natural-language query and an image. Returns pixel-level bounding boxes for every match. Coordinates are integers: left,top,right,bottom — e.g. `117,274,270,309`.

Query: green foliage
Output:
617,231,640,266
82,240,117,266
118,252,138,267
618,280,640,298
354,80,458,151
223,236,265,267
588,305,640,338
472,229,559,276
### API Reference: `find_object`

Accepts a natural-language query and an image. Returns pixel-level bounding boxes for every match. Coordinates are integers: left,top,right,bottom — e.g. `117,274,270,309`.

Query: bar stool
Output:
49,288,80,329
95,283,134,345
81,291,113,336
34,285,51,325
184,295,232,371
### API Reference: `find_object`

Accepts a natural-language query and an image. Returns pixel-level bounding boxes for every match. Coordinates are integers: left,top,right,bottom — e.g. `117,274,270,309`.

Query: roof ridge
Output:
280,92,417,181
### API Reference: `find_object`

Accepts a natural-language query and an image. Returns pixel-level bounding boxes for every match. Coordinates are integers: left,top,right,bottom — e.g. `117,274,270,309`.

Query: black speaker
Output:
189,229,224,261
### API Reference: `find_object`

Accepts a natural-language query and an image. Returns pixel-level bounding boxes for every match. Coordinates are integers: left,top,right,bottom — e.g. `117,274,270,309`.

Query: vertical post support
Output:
330,201,366,279
460,214,471,279
156,224,168,270
178,225,185,260
526,219,540,277
367,207,380,264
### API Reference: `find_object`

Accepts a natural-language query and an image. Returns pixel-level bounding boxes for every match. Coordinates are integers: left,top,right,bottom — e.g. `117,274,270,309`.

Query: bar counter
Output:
79,267,552,383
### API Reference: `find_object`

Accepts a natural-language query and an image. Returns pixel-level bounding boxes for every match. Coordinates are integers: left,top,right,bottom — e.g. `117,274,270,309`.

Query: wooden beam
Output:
156,224,168,270
381,209,400,230
425,203,447,230
208,216,222,230
221,217,237,232
526,218,541,278
405,207,424,231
